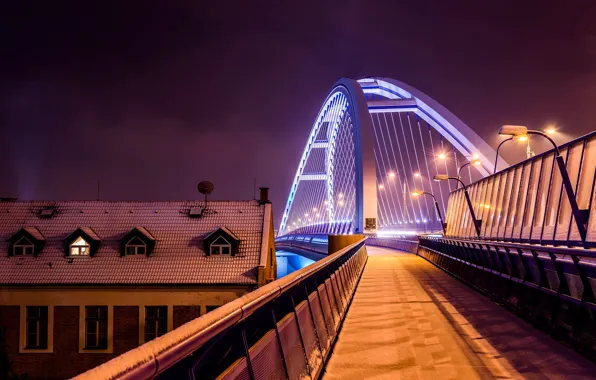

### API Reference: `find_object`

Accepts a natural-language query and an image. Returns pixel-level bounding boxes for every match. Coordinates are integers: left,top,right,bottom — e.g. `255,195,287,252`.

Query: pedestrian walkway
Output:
323,246,596,379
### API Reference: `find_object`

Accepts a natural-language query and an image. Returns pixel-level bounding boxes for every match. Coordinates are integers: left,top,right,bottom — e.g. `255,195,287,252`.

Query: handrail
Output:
423,236,596,258
75,237,367,380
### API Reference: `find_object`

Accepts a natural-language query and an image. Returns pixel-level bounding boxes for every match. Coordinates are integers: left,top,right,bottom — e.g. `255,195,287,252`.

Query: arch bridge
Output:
76,78,596,379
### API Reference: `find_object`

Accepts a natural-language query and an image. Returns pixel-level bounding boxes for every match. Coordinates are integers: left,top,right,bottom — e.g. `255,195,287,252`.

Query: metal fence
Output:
445,131,596,247
364,235,419,253
75,238,368,380
418,237,596,355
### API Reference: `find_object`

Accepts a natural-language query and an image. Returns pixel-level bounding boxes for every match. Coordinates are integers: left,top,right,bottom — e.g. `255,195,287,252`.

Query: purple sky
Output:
1,1,595,227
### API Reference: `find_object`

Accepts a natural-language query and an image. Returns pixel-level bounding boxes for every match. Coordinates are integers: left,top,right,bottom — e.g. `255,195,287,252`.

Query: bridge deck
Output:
323,246,596,379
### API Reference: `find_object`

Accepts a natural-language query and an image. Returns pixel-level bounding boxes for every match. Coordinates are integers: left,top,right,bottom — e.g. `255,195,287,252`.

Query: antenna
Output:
97,180,100,201
197,181,214,208
253,178,256,200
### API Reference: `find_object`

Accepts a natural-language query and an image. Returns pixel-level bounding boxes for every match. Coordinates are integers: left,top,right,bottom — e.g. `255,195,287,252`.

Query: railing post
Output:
270,307,291,380
241,328,256,380
305,286,324,355
291,296,312,378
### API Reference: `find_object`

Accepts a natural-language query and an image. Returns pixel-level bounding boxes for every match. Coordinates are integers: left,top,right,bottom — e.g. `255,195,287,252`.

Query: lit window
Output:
85,306,108,349
70,236,90,256
13,236,35,256
26,306,48,349
125,236,147,255
144,306,167,342
210,236,231,255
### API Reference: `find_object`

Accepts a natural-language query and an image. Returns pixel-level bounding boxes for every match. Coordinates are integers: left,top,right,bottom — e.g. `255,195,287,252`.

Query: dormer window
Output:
13,236,35,256
125,236,146,255
120,227,156,257
204,227,240,256
64,227,101,257
210,236,231,255
70,236,90,256
9,227,45,257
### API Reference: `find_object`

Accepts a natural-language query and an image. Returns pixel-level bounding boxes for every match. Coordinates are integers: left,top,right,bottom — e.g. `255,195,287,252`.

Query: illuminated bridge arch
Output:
280,77,507,236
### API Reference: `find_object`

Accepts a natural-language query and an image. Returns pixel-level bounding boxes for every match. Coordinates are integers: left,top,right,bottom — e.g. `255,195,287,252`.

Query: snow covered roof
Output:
0,200,268,285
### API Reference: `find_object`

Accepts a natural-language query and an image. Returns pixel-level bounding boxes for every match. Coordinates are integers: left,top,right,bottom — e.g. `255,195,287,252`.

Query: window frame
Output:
125,236,147,256
70,236,91,256
144,306,168,342
13,236,35,256
25,306,48,349
210,236,232,255
84,306,108,349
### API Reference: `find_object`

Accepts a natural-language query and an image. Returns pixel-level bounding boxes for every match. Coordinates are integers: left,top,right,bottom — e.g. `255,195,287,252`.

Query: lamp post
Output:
434,174,481,238
457,159,482,188
494,137,513,174
412,190,446,234
499,125,587,244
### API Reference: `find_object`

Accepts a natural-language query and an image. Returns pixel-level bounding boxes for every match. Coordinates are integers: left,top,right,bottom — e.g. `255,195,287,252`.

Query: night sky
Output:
1,1,595,227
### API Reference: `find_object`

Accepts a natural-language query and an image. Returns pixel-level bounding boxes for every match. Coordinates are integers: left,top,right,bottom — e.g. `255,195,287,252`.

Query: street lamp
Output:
411,190,446,234
433,174,481,238
499,125,587,243
458,158,482,179
494,137,513,174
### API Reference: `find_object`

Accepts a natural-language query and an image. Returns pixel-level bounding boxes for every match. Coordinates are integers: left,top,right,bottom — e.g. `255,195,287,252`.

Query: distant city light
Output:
388,171,396,178
316,213,320,217
338,193,344,198
313,207,318,212
324,200,329,205
438,152,446,160
378,184,384,190
338,200,344,206
304,213,309,217
413,172,421,178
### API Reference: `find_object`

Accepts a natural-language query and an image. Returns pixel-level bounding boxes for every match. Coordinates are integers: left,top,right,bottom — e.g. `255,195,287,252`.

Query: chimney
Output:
259,187,270,204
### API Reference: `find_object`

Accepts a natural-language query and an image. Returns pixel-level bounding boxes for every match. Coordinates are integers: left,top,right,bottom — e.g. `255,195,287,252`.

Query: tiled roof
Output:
0,200,266,285
23,227,45,241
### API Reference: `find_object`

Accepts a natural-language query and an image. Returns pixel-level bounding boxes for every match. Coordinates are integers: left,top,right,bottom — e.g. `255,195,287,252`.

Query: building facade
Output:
0,195,276,379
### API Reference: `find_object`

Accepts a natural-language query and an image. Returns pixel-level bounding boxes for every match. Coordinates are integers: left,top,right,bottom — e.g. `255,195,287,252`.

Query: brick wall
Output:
1,306,140,380
173,305,202,328
113,306,139,354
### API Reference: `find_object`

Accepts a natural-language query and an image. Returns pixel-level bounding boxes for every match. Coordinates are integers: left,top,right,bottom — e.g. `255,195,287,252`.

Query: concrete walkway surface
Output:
323,246,596,380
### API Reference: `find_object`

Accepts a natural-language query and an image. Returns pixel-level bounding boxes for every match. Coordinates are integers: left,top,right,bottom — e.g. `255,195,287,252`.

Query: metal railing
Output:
418,236,596,354
274,234,328,255
75,238,368,380
364,235,419,253
445,131,596,247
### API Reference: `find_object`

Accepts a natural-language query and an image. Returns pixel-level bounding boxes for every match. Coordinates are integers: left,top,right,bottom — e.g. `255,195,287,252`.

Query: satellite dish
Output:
197,181,214,210
197,181,214,195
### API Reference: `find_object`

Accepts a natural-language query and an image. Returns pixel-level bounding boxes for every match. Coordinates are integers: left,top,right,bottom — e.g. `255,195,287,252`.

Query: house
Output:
0,190,276,379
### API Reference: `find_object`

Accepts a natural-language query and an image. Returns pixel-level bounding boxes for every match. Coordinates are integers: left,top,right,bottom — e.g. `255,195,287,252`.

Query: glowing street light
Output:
338,200,344,207
413,172,421,178
388,171,396,178
411,189,446,233
546,127,556,135
378,184,384,190
434,174,481,238
338,193,344,199
499,125,587,244
472,153,480,159
457,159,482,187
438,152,447,160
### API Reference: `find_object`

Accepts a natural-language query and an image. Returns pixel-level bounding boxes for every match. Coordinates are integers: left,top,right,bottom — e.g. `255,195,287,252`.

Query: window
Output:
206,305,220,313
85,306,108,349
26,306,48,349
125,236,147,255
144,306,167,342
210,236,231,255
13,236,35,256
70,236,90,256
